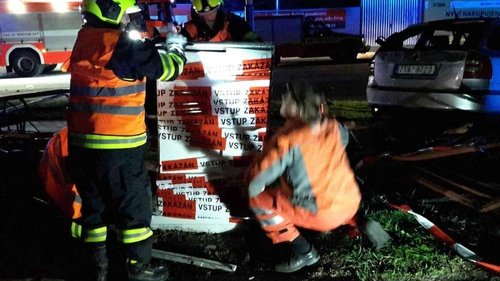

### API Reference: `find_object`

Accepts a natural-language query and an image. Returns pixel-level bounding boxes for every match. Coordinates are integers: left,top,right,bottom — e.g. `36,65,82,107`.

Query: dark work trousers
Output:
145,78,159,150
68,143,153,263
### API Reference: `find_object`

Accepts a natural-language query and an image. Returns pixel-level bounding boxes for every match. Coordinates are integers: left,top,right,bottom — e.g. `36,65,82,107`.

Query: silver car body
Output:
367,18,500,113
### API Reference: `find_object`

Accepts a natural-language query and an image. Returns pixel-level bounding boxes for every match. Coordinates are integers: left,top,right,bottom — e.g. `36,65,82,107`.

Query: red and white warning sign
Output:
152,43,274,232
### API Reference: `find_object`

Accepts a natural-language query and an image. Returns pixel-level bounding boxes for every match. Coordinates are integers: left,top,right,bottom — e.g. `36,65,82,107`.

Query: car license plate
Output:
395,64,436,75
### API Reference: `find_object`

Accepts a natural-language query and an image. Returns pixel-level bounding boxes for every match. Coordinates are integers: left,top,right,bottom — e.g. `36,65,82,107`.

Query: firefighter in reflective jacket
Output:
64,0,186,280
181,0,261,42
246,82,362,273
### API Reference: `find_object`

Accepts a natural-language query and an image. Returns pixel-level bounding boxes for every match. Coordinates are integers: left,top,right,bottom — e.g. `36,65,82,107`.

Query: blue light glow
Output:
482,57,500,112
452,0,500,9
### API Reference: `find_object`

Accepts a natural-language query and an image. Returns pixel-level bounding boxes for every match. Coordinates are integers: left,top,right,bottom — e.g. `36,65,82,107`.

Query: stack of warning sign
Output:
152,43,274,232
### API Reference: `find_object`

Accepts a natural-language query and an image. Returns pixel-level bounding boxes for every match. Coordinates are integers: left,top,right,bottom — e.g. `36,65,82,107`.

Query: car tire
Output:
10,49,44,77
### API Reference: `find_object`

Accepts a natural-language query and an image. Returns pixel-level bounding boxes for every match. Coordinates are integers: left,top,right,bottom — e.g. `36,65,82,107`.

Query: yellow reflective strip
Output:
170,52,184,67
78,140,146,149
76,139,147,149
119,227,153,244
71,222,82,238
86,226,107,234
158,51,174,81
171,53,185,75
69,133,147,149
85,236,107,243
84,226,107,243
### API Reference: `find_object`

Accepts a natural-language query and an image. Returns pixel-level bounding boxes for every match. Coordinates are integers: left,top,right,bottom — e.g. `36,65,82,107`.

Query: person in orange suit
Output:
39,127,82,220
246,81,362,273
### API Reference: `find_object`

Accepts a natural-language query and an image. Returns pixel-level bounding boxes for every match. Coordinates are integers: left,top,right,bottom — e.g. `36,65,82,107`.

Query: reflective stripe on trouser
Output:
84,226,107,243
68,144,152,230
250,189,300,244
71,221,82,239
250,188,360,244
71,222,107,243
118,227,154,244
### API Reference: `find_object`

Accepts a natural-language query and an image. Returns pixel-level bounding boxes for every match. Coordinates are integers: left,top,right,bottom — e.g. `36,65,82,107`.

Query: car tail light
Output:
464,52,492,79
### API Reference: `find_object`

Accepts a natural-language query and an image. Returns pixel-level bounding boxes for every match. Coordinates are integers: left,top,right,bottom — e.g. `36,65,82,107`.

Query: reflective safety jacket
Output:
247,119,361,215
65,27,185,149
181,10,261,42
39,127,82,219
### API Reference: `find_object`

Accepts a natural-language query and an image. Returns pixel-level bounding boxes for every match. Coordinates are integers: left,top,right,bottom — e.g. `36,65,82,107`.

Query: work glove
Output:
165,32,187,55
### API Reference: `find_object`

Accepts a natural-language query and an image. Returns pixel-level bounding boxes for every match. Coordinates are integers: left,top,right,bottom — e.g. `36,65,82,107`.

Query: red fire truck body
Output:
0,0,82,77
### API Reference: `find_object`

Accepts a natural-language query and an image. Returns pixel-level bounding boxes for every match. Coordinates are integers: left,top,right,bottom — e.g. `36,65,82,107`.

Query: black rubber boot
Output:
274,236,320,273
127,260,169,281
87,244,108,281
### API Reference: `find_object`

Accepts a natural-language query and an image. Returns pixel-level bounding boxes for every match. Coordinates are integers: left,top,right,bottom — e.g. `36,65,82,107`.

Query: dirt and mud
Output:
1,114,499,280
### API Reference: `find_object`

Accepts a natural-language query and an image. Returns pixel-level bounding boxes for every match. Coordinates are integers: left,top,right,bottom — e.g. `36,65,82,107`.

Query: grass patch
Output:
319,209,495,281
154,208,498,280
328,100,374,120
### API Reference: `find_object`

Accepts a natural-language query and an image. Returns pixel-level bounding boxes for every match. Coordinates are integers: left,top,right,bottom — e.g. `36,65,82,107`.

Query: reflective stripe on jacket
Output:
247,119,361,215
66,28,148,149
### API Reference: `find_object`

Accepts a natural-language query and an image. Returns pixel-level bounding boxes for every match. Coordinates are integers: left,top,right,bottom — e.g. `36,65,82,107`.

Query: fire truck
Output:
0,0,82,77
0,0,187,77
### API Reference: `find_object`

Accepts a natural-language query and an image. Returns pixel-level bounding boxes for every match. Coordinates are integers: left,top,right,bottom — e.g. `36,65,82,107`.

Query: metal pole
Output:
245,0,254,29
152,249,237,272
276,0,279,14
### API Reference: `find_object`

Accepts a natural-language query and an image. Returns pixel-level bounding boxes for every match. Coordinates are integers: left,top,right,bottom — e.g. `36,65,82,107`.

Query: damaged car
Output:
367,18,500,113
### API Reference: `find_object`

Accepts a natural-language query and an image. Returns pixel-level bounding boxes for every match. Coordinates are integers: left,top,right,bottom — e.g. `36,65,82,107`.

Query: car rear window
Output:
380,21,488,52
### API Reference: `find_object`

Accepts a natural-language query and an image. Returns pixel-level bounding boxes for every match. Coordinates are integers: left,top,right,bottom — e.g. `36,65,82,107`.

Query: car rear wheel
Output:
10,49,44,77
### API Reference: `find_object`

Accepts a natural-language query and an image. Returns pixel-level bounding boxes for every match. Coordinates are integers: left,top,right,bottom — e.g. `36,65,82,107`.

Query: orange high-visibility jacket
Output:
39,127,82,219
65,27,184,149
247,119,361,216
66,28,147,149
